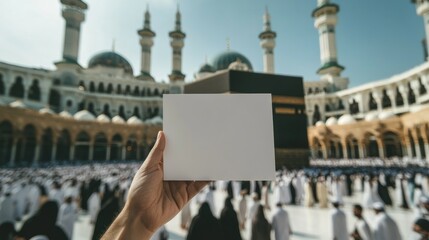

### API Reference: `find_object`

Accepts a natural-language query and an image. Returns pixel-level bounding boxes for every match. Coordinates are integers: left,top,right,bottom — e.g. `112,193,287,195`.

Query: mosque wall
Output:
308,107,429,161
0,106,161,167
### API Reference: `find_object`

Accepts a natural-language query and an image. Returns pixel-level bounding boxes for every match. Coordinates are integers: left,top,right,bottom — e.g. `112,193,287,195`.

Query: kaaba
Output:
184,70,309,169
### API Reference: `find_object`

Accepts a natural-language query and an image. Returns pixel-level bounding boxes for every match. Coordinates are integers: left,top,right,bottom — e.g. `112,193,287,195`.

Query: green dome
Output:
210,51,253,71
198,63,215,73
88,51,134,75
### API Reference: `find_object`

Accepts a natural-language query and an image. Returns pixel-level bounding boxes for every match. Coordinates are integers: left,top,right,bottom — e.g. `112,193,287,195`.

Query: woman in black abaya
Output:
17,201,68,240
220,197,242,240
186,202,223,240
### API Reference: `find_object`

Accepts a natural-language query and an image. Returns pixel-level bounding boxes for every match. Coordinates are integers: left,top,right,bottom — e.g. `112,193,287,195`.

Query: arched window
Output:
312,105,321,124
89,82,95,93
48,89,61,109
119,105,126,119
125,85,131,95
98,82,105,93
141,88,146,96
153,88,160,96
56,130,70,162
94,133,108,161
133,106,140,118
395,87,404,107
28,79,41,101
75,131,90,161
116,85,122,94
133,86,140,96
103,104,111,117
0,74,5,95
0,121,13,166
126,135,138,161
408,83,416,104
88,102,95,115
9,76,25,98
307,88,313,94
110,134,123,161
368,93,377,110
381,89,391,108
66,100,73,107
107,83,113,94
338,100,344,110
16,125,37,166
40,128,53,163
383,131,403,158
349,99,359,114
419,78,427,95
146,88,151,96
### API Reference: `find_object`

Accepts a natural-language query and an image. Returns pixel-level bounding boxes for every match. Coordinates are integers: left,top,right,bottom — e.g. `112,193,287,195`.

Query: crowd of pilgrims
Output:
1,163,429,239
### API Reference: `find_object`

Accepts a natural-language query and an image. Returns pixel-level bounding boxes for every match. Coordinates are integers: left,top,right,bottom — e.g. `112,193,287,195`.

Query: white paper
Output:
163,94,275,181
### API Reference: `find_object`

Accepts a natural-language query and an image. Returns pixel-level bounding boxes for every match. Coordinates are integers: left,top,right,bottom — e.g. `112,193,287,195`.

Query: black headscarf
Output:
251,205,271,240
18,201,68,240
220,197,242,240
187,202,224,240
91,185,120,240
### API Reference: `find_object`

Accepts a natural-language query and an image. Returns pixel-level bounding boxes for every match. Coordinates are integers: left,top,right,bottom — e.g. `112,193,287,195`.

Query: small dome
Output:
88,51,134,75
338,114,356,125
59,110,73,118
365,112,379,122
315,121,325,127
210,51,253,71
39,107,55,115
325,117,337,126
112,115,125,124
198,63,215,73
127,116,143,125
74,110,95,121
378,111,397,120
10,100,26,108
145,116,163,124
97,114,111,123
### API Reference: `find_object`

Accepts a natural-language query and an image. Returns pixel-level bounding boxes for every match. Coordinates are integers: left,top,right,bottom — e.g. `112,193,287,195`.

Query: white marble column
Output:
9,139,18,167
69,144,75,161
51,142,57,163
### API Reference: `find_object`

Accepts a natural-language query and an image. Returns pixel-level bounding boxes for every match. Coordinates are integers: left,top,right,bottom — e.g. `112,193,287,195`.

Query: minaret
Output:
312,0,344,77
412,0,429,61
168,5,186,82
59,0,87,64
137,6,155,81
259,7,276,74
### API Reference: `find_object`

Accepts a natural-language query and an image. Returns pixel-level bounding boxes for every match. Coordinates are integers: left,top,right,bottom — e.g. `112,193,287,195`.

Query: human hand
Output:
101,131,209,240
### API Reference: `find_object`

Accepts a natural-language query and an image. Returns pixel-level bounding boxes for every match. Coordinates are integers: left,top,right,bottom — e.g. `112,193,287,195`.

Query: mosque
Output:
0,0,428,167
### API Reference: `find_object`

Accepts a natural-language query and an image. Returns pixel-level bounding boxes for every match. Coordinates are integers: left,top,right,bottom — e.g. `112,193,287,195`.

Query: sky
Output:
0,0,425,87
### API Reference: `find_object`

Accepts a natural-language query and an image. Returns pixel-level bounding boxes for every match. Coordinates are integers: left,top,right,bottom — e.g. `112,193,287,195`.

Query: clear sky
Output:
0,0,425,87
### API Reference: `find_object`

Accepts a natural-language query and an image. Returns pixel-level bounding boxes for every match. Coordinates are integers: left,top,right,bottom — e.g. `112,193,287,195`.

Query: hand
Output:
101,131,209,240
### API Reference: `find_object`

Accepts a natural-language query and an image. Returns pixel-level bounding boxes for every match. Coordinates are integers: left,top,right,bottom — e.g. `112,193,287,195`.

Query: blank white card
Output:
163,94,275,181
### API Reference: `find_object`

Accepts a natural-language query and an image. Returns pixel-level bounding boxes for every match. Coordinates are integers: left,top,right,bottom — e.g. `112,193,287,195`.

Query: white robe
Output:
27,184,41,216
362,181,382,208
57,202,78,240
355,218,372,240
331,181,343,204
395,178,411,208
331,208,348,240
238,195,247,225
0,195,15,224
372,212,402,240
248,201,261,221
272,207,291,240
13,185,29,219
88,192,100,223
202,188,215,215
317,181,328,208
304,181,314,207
49,188,64,206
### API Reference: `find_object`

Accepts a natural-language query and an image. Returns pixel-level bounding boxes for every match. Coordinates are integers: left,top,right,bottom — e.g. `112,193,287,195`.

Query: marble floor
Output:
72,187,420,240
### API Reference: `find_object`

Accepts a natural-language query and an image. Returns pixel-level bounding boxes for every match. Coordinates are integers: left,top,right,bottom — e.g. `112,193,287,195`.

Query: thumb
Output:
143,131,166,168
